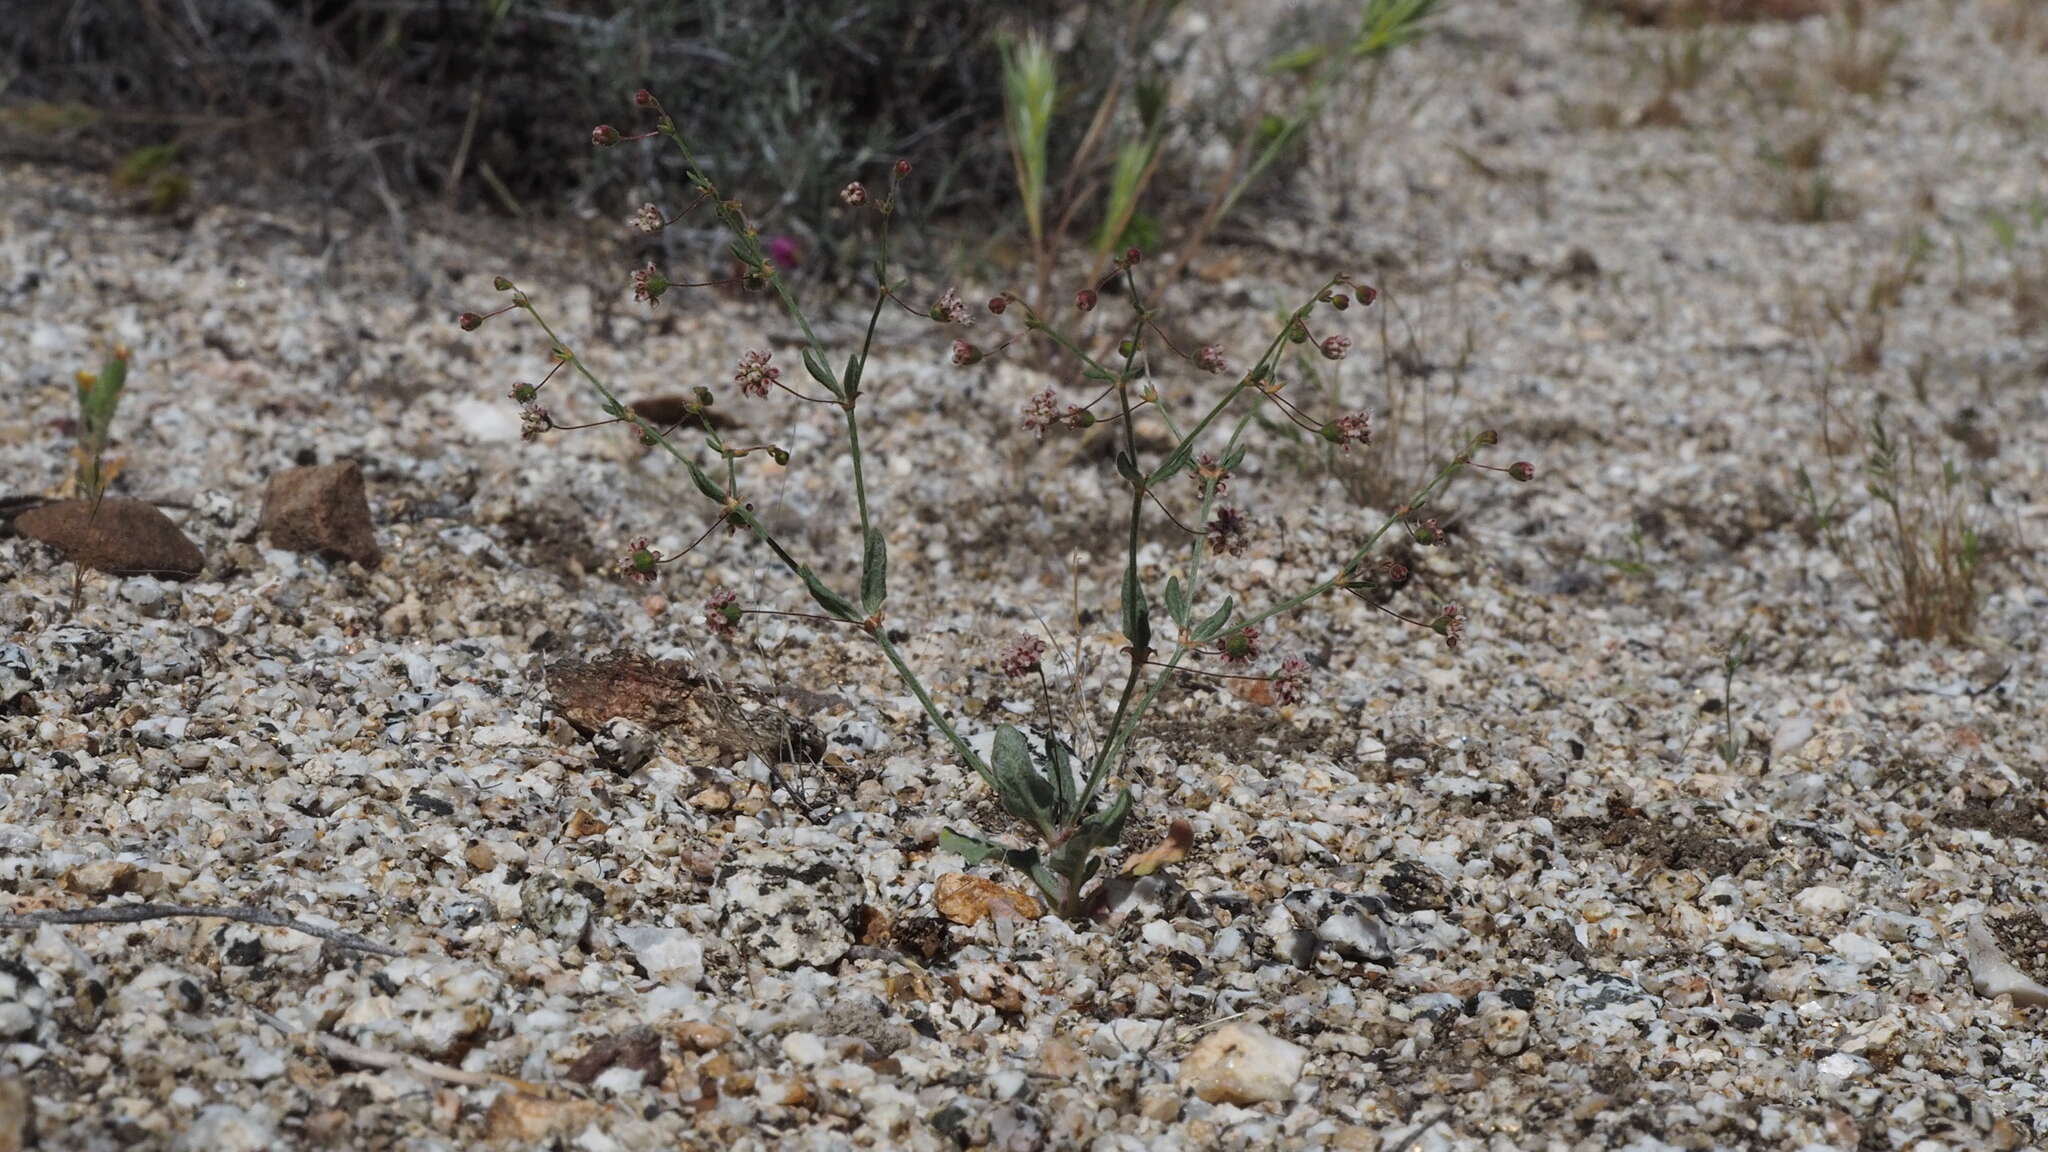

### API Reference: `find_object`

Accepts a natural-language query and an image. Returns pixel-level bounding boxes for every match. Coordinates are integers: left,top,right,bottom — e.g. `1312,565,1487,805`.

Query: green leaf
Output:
1121,562,1151,654
1164,576,1190,628
685,461,727,504
939,829,1006,866
799,565,860,621
802,347,842,396
1046,736,1077,824
861,528,888,615
1048,787,1132,885
843,352,864,398
1151,441,1196,485
1193,596,1236,642
991,725,1055,835
1115,451,1144,489
1222,443,1247,471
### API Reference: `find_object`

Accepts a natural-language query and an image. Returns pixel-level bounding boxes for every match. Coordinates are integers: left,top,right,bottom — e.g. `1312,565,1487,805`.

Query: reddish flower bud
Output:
591,124,621,147
1331,293,1350,310
1320,334,1352,361
458,312,484,331
987,296,1008,315
1509,460,1535,482
634,89,656,107
1076,289,1098,313
1357,285,1378,307
999,634,1048,678
1476,429,1500,446
1124,246,1142,265
840,181,867,207
951,339,982,367
894,159,912,177
493,276,514,292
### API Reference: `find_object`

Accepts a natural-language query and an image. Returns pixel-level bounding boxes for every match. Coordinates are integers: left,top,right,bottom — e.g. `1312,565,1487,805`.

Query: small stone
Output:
1793,885,1852,917
711,846,859,969
1481,1007,1532,1055
615,925,705,985
565,809,609,838
173,1105,274,1152
1963,918,2048,1008
688,786,733,812
260,459,381,567
566,1027,664,1087
483,1092,597,1143
17,498,204,579
675,1022,731,1052
62,859,139,896
934,874,1044,925
1178,1022,1307,1106
0,1075,27,1152
1137,1083,1181,1123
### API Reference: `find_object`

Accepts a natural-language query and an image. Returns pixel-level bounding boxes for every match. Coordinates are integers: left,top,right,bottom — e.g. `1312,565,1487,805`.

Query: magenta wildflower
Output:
1325,411,1372,450
1022,389,1061,438
1273,656,1310,706
766,234,801,269
735,348,780,398
1000,634,1048,678
930,287,973,326
1218,627,1259,665
1207,506,1250,557
1432,604,1465,650
705,589,742,636
632,262,668,305
618,537,661,584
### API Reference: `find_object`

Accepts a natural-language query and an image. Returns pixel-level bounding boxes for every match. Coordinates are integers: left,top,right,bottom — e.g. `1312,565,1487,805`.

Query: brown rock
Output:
627,395,742,433
566,1027,664,1087
483,1092,596,1143
261,460,380,567
934,874,1043,925
565,810,609,839
16,498,203,579
0,1073,28,1152
545,652,822,765
61,859,139,896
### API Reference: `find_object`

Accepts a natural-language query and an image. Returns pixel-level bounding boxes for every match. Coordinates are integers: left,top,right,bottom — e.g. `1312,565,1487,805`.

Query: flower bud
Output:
591,124,621,147
769,446,791,466
1319,334,1351,361
634,89,656,107
1509,460,1535,482
1477,429,1500,446
458,312,484,331
1076,289,1098,312
1357,285,1378,306
987,296,1008,315
894,158,912,177
1119,339,1137,358
951,339,982,367
494,276,514,292
840,181,867,207
1331,293,1350,310
509,382,537,403
1124,246,1142,265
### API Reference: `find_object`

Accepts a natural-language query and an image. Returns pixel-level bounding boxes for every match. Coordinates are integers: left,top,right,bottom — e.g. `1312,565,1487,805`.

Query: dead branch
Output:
0,903,403,957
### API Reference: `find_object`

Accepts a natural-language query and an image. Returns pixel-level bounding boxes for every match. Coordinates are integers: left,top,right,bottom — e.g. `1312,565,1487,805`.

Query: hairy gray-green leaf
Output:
799,565,860,621
802,347,842,396
939,829,1006,866
1193,596,1236,642
861,528,887,614
991,724,1055,835
1164,575,1190,628
1121,562,1151,653
686,460,727,504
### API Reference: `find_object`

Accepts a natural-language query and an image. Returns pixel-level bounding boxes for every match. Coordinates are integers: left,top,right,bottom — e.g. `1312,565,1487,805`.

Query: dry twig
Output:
0,903,403,957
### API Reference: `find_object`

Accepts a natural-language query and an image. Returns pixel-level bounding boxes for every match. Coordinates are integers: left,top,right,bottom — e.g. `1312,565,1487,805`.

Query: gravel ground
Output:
5,1,2048,1149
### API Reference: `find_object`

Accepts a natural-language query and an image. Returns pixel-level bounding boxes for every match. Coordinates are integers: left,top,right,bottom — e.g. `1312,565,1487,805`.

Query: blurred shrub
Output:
2,0,1063,248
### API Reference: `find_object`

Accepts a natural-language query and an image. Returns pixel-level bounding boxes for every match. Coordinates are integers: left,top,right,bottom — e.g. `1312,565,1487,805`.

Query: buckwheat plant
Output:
457,91,1535,920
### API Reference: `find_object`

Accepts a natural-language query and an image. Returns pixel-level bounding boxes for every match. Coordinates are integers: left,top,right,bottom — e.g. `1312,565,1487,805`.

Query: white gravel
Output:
4,0,2048,1148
